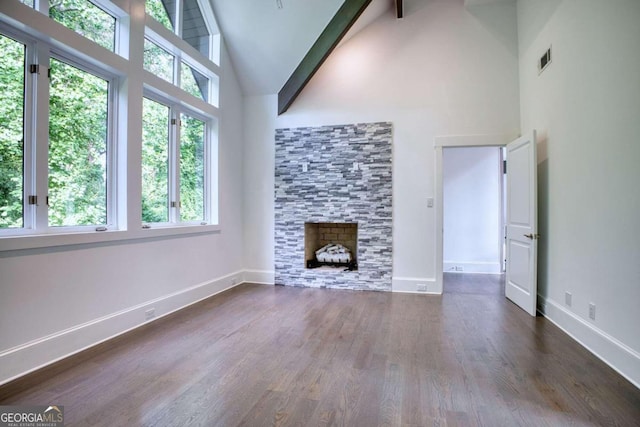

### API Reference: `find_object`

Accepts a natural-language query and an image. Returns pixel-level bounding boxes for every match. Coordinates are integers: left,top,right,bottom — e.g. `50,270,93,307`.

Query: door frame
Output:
434,133,518,294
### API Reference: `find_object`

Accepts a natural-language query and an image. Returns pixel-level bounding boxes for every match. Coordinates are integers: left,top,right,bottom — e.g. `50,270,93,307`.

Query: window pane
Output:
49,0,116,52
146,0,175,31
180,62,208,102
144,38,174,83
20,0,34,7
142,98,169,223
0,34,25,229
49,59,109,227
182,0,210,58
180,114,204,222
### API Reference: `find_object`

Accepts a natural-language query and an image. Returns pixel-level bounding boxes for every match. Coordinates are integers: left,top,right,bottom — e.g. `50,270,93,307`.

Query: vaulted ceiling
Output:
208,0,394,95
208,0,514,96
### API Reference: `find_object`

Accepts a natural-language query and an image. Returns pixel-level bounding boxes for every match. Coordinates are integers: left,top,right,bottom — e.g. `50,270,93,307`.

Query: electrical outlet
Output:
589,303,596,321
565,292,572,307
145,308,155,321
455,266,463,272
416,283,427,292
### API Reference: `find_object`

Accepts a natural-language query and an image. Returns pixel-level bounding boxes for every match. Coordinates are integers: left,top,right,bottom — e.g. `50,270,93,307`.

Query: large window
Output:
0,34,25,229
48,58,110,227
141,0,218,227
144,0,218,106
0,27,116,234
142,97,211,226
179,114,205,222
142,97,169,223
1,0,220,246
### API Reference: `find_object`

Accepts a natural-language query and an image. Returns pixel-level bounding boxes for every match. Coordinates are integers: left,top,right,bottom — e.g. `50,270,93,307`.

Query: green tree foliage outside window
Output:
146,0,174,31
144,39,174,83
0,34,25,229
49,0,116,52
142,98,169,223
181,62,208,102
1,1,214,232
48,58,109,227
180,115,205,222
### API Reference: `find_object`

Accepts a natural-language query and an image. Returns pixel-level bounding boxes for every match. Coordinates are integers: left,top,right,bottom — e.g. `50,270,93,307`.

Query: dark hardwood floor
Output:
2,275,639,426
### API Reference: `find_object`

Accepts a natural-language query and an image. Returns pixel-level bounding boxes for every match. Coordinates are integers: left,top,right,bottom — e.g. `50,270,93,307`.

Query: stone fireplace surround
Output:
274,122,393,291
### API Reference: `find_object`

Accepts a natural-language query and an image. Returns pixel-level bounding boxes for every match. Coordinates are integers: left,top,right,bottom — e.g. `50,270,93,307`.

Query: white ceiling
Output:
208,0,393,95
208,0,513,95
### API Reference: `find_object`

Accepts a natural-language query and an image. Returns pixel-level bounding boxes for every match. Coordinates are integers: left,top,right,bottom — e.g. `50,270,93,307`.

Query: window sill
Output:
0,224,221,252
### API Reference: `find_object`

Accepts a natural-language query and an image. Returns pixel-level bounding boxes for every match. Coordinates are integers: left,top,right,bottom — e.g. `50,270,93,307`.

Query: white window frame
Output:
0,0,221,252
141,91,215,228
142,0,220,230
42,0,122,55
46,51,119,232
0,27,35,233
0,24,119,237
145,0,217,64
143,25,219,107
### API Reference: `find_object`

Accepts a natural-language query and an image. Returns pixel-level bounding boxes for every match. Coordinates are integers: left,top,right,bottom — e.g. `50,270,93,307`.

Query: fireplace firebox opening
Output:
304,222,358,271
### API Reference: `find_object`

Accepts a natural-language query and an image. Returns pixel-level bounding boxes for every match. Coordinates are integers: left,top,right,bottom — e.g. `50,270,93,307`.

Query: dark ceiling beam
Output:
277,0,373,115
396,0,404,19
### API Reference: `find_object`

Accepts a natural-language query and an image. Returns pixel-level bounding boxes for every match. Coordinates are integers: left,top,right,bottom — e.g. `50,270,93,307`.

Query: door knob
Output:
524,233,540,239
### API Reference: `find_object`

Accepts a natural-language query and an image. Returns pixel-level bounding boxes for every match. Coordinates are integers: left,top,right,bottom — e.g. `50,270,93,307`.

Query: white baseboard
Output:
538,295,640,389
443,261,502,274
243,269,275,285
0,270,244,386
392,277,439,294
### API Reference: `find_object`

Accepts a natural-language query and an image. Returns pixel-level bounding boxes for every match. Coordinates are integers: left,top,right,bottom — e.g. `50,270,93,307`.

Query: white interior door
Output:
505,131,538,316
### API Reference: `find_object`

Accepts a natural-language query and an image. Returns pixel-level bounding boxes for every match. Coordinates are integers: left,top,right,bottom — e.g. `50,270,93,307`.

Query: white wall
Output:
443,147,502,274
518,0,640,387
242,95,277,285
243,0,520,292
0,41,245,384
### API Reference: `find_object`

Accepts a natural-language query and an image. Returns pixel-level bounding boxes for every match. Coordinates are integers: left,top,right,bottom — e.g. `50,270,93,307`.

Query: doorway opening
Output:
434,134,514,294
435,132,539,315
442,146,506,285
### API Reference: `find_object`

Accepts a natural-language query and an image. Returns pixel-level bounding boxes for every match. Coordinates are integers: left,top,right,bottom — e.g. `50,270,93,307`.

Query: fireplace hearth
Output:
305,223,358,270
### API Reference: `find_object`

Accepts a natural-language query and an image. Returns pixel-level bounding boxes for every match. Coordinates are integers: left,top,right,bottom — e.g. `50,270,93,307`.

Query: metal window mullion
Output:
168,109,180,223
203,120,210,224
174,52,181,89
33,44,50,231
106,76,117,228
21,40,36,231
194,0,214,63
113,3,127,59
176,0,184,40
174,0,184,89
35,0,48,15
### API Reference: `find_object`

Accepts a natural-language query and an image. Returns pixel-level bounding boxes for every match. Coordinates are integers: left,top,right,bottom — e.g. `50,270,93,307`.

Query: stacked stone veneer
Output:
274,122,393,291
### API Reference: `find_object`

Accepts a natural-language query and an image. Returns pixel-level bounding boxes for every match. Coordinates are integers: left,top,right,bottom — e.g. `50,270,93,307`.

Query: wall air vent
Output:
538,46,552,74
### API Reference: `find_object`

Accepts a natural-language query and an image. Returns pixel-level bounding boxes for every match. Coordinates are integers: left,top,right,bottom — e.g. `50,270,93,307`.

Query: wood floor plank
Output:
2,276,639,426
